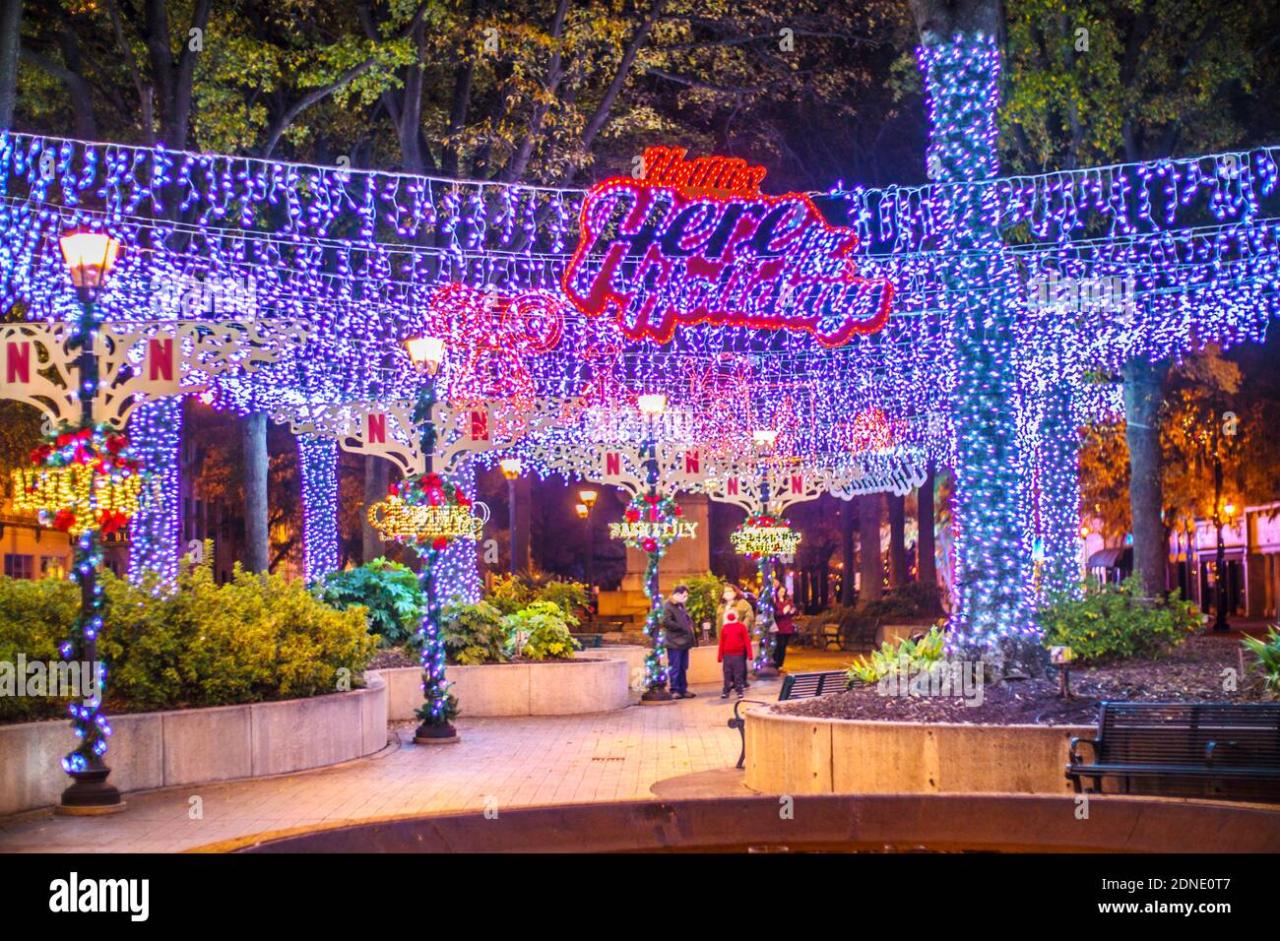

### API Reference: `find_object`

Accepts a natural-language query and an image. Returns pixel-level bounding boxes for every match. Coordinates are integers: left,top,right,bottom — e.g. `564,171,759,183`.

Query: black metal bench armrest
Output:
1068,737,1101,767
728,700,768,771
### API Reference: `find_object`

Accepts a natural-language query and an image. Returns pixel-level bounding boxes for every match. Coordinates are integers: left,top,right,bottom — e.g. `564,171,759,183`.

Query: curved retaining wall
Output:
0,675,387,818
240,794,1280,853
744,708,1094,795
379,656,632,719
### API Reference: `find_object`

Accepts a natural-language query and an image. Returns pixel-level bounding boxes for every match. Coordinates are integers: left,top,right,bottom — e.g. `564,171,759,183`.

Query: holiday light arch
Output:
0,27,1277,661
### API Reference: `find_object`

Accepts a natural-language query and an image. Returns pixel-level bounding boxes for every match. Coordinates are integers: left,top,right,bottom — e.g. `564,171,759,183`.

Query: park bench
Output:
1066,702,1280,803
573,633,604,648
728,670,849,769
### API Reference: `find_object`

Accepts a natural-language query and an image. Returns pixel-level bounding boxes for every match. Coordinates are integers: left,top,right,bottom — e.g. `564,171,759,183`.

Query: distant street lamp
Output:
1213,499,1238,633
500,457,523,575
578,488,598,589
636,393,670,703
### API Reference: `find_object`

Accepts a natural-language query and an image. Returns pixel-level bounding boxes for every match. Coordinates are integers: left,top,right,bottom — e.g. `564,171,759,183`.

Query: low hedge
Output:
0,557,377,722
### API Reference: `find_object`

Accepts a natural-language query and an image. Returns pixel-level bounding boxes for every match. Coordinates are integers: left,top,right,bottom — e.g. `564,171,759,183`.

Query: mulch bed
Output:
776,635,1273,726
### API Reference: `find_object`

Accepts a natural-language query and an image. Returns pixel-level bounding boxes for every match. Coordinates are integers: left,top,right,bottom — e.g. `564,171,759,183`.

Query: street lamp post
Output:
1213,491,1236,633
578,488,598,589
405,335,458,743
57,231,124,814
500,457,523,575
636,393,671,703
752,428,779,677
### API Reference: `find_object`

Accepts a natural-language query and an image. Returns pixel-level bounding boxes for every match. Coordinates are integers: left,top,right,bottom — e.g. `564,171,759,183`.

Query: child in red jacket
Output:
718,610,753,699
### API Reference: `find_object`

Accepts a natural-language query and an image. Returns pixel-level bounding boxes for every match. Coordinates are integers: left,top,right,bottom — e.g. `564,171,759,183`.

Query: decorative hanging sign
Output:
11,424,146,536
563,146,893,347
730,513,802,560
366,473,489,549
0,318,310,429
609,493,696,553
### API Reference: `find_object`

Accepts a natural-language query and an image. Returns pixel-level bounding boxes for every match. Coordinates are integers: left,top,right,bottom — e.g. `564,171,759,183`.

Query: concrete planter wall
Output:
685,645,722,685
378,656,631,720
0,676,387,818
744,708,1093,796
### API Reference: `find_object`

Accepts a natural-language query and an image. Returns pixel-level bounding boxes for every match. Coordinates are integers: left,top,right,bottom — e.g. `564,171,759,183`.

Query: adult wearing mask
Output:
717,584,755,637
661,585,697,699
772,583,798,671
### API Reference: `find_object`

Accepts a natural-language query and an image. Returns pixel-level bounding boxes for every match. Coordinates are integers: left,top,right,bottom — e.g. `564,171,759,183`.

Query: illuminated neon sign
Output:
563,146,893,347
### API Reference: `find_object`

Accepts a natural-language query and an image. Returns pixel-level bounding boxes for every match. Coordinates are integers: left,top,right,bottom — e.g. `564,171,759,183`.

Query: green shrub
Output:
441,601,509,665
0,576,80,721
502,601,581,661
847,625,946,685
1,558,378,718
857,583,942,620
319,558,424,645
488,573,535,615
534,580,590,620
1039,577,1201,664
683,572,724,631
1243,625,1280,692
100,557,377,709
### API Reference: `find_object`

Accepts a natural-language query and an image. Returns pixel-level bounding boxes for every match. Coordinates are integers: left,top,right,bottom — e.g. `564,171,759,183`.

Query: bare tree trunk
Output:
1123,356,1168,598
840,500,856,605
242,413,270,573
0,0,21,129
858,493,883,603
361,456,389,563
514,474,532,573
888,493,907,588
917,462,940,610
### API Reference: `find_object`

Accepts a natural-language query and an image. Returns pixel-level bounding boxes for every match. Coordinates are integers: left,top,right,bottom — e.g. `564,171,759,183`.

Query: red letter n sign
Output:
366,412,387,444
140,337,181,396
3,340,31,386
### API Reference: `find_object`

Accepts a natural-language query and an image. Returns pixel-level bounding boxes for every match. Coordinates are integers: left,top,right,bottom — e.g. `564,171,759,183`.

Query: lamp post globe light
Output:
500,457,523,575
405,334,460,744
57,231,125,813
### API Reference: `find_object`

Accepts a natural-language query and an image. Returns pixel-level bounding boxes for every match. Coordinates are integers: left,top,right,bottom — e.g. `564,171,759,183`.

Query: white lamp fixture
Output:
60,231,121,300
499,457,523,481
637,393,666,417
752,428,779,448
406,335,447,375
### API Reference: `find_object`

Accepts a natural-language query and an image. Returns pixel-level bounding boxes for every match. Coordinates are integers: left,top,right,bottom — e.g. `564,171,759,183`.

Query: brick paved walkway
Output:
0,676,775,853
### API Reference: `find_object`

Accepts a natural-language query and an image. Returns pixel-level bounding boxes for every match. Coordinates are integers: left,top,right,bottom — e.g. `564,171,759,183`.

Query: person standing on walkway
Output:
717,584,755,636
661,585,697,699
772,583,797,671
718,609,752,699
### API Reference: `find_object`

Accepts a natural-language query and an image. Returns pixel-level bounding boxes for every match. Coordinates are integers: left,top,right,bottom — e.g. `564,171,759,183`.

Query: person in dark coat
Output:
661,585,697,698
772,584,798,671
